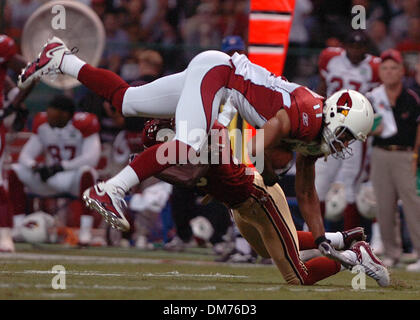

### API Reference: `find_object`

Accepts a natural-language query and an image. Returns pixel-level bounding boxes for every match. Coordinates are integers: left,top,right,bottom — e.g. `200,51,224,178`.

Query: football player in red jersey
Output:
135,117,390,286
0,34,34,252
18,37,374,262
8,95,103,246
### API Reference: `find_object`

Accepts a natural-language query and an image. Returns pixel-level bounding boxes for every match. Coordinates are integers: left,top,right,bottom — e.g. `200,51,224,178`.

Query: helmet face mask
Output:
323,126,356,159
322,89,374,159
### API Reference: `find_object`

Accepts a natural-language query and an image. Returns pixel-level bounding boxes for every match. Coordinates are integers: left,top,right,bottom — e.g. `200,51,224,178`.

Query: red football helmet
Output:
142,118,175,148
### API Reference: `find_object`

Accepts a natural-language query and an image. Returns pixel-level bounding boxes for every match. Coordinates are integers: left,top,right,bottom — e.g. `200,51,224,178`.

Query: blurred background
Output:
1,0,419,118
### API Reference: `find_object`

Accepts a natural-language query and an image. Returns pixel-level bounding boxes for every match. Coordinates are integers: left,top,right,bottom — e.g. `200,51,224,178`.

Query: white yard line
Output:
143,271,248,278
0,282,152,291
166,286,217,291
0,252,269,268
0,269,248,279
244,286,284,291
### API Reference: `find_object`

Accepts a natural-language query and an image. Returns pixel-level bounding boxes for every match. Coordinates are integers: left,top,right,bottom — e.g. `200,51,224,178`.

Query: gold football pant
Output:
231,172,341,285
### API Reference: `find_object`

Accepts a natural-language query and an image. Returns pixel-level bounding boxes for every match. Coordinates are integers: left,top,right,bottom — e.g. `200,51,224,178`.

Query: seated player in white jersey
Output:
18,37,374,262
8,95,103,245
0,34,35,252
315,31,381,230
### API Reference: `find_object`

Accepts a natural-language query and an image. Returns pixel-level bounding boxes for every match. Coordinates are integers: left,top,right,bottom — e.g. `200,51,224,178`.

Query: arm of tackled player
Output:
248,109,291,159
248,110,291,185
295,153,325,241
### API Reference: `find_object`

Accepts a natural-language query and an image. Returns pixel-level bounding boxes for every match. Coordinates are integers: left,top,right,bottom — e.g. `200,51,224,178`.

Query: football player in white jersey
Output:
315,31,381,230
17,37,375,265
8,95,103,246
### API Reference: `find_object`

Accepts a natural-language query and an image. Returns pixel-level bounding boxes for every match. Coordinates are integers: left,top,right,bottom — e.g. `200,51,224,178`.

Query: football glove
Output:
261,170,279,186
316,235,355,269
34,163,64,182
317,239,334,257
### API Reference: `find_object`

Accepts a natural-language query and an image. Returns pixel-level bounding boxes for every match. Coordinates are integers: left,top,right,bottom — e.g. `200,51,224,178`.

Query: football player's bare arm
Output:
4,76,16,94
18,135,43,168
2,77,19,114
248,109,291,157
260,150,278,186
295,152,325,241
6,55,36,109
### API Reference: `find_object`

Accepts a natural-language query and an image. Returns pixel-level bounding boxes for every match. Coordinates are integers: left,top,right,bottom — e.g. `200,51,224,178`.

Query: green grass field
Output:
0,243,419,300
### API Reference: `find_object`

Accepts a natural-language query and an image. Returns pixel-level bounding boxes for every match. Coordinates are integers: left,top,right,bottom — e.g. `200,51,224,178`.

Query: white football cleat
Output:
350,241,390,287
406,260,420,272
18,36,71,89
83,182,130,232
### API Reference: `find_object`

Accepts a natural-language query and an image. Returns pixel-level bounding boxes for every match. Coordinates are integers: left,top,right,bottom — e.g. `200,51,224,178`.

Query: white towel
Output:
366,85,397,139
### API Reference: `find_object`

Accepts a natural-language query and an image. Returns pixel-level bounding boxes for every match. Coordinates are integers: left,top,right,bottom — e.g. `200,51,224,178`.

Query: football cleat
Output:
350,241,390,287
341,227,367,249
163,236,196,252
406,260,420,272
18,36,71,89
82,182,130,232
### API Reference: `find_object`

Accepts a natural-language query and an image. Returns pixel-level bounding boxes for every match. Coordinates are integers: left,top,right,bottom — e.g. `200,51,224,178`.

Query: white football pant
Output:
122,50,232,151
11,164,98,197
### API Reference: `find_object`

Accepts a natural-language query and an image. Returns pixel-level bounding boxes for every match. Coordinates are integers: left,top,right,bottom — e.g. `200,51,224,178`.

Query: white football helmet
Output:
322,89,374,159
325,183,347,221
356,182,377,220
20,212,56,244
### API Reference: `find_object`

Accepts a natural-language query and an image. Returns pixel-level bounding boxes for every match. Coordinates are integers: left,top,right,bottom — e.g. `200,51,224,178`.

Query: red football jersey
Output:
199,122,254,207
149,120,255,207
0,35,18,109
